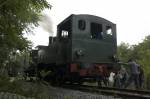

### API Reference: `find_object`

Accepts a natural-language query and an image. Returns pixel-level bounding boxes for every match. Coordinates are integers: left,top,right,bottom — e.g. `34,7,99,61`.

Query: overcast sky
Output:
27,0,150,46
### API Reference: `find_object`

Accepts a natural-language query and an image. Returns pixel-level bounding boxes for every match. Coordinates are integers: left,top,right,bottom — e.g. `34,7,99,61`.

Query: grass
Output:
0,75,50,98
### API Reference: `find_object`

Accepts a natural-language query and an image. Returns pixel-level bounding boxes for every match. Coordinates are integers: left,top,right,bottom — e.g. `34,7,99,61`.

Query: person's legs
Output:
121,77,126,88
134,74,140,89
114,75,121,88
124,74,133,88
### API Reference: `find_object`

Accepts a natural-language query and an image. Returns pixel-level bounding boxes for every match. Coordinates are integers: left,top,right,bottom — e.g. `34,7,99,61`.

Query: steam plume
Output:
39,14,53,36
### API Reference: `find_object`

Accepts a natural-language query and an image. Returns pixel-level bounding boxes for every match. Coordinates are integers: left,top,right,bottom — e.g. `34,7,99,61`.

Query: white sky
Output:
27,0,150,46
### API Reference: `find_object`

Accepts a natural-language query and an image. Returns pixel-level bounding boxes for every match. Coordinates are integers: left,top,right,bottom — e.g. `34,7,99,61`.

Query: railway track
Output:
60,84,150,99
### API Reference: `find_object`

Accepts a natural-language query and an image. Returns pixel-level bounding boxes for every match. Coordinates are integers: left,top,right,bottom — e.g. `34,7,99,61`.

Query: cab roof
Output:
58,14,115,26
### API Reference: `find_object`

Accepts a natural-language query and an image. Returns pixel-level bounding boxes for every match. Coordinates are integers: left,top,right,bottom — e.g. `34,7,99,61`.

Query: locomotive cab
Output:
56,14,117,64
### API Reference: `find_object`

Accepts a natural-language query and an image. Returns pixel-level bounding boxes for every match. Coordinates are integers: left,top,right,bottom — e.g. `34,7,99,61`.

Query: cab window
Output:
91,23,103,39
61,30,68,38
58,19,72,39
106,26,113,35
78,20,86,30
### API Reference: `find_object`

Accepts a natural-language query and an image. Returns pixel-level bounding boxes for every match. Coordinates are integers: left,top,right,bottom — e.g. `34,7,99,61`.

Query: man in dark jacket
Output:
125,59,140,89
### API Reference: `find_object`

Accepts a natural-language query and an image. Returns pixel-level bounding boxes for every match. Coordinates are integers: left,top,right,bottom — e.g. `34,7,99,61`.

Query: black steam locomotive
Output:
30,14,118,86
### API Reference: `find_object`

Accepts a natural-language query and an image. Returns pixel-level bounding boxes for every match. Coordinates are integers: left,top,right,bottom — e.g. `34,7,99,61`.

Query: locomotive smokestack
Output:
39,14,53,36
49,36,52,45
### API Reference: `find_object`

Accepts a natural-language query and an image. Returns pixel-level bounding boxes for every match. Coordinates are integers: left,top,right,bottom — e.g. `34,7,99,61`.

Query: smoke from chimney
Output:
39,14,53,36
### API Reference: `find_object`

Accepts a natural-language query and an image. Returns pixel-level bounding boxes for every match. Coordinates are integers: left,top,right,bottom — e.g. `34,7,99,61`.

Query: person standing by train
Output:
113,66,128,88
113,71,122,88
125,59,140,89
139,66,144,89
120,66,128,88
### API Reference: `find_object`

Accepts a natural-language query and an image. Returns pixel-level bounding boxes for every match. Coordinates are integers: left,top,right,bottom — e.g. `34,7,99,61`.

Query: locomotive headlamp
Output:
76,49,84,56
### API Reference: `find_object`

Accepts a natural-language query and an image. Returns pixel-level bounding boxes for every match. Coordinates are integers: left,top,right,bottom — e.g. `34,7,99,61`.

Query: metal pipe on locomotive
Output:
29,14,119,86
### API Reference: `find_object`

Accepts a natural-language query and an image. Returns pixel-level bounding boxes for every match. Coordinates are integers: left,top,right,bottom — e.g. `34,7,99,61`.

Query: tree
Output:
117,42,133,62
0,0,51,72
117,35,150,89
117,35,150,68
133,35,150,74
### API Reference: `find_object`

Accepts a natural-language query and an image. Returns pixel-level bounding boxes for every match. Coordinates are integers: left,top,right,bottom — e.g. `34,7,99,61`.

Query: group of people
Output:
113,59,144,89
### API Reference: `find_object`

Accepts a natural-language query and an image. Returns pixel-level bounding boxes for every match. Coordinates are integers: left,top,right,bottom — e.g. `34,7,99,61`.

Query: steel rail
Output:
60,84,150,99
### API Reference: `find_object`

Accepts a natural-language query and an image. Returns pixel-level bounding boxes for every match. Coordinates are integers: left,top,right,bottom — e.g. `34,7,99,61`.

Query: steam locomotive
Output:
30,14,119,86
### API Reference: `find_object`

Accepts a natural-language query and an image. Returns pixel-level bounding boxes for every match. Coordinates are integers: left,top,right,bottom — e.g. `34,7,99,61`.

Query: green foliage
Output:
0,0,51,68
117,42,133,62
0,1,51,96
0,76,48,98
133,36,150,75
117,35,150,88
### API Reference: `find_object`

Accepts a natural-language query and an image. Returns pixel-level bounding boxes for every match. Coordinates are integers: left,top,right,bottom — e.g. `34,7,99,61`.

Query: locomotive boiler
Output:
32,14,118,85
